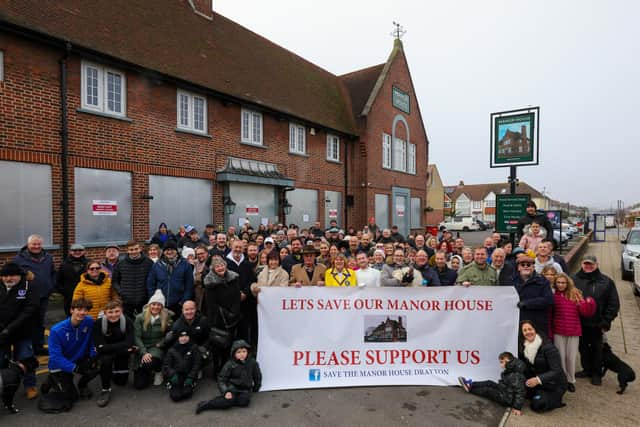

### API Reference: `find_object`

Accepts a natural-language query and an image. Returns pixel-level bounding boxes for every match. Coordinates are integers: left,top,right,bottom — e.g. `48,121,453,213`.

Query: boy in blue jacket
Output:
39,298,98,412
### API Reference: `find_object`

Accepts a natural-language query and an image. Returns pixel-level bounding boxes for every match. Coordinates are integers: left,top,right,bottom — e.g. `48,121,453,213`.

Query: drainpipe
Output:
343,139,349,227
60,42,72,255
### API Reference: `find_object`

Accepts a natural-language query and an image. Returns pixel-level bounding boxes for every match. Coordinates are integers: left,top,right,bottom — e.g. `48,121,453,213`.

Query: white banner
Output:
257,286,519,391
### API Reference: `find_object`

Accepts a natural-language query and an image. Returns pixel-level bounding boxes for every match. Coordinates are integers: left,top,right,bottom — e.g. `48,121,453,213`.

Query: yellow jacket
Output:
72,272,116,319
324,268,357,287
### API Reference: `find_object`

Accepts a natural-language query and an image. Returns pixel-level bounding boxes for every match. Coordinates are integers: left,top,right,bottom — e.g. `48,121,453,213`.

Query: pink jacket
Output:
518,233,543,252
552,292,595,337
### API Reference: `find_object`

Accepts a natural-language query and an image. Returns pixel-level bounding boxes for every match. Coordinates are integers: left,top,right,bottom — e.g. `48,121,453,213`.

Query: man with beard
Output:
517,201,553,241
0,262,39,399
281,237,304,274
56,243,88,316
209,233,230,258
112,240,155,319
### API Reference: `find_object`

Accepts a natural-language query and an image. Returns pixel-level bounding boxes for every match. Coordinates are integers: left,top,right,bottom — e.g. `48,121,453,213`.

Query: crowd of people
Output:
0,200,623,416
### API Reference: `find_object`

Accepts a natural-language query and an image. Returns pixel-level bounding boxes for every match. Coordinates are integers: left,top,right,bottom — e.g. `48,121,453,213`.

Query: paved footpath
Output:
506,233,639,427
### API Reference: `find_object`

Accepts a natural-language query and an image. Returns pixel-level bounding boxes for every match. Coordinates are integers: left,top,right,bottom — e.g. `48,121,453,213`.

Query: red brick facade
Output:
0,4,429,263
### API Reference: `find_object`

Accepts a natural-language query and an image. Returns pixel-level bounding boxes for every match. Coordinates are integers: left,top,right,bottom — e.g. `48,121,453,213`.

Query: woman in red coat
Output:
551,273,595,392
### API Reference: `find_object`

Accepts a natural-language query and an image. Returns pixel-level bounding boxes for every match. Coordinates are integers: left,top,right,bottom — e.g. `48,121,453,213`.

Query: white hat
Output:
181,247,195,259
148,289,166,307
264,237,275,244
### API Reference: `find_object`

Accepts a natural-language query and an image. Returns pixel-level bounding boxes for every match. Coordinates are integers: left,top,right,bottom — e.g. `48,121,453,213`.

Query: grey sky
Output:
216,0,639,209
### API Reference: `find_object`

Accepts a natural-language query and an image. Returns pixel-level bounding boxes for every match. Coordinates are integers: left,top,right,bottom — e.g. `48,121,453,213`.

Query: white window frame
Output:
472,200,482,210
392,137,407,172
382,133,392,169
81,61,126,117
241,108,263,145
407,142,416,174
289,123,306,154
176,89,207,134
326,134,340,162
0,50,4,81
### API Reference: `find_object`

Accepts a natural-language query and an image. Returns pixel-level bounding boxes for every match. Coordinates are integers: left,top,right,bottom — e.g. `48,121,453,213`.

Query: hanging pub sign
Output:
392,86,410,114
490,107,539,167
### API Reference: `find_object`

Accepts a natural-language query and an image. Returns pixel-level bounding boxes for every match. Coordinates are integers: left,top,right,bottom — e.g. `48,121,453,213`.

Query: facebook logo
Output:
308,369,321,382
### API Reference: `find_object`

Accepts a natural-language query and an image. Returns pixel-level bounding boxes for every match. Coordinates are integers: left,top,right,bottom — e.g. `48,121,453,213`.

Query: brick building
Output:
0,0,429,260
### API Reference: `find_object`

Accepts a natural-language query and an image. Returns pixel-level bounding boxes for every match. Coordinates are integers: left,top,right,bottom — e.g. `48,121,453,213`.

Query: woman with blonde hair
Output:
540,265,558,288
551,273,596,393
133,290,173,389
324,254,357,287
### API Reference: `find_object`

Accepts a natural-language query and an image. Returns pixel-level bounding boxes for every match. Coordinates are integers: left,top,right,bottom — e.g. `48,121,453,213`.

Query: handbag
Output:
209,307,236,349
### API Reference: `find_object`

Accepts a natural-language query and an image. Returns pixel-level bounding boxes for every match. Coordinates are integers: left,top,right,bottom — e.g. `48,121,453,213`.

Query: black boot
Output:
196,400,215,414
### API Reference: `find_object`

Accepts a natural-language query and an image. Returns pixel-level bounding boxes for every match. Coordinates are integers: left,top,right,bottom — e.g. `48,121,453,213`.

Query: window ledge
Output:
240,141,267,149
77,108,133,122
79,241,130,249
289,151,308,158
175,128,212,139
326,159,341,164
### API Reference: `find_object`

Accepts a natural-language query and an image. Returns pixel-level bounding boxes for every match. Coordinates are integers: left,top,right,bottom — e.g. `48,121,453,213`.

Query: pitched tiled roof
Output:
448,182,544,202
340,63,385,118
0,0,357,135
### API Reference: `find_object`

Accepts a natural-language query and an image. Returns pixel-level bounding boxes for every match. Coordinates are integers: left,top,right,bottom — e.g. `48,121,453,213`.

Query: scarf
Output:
523,334,542,365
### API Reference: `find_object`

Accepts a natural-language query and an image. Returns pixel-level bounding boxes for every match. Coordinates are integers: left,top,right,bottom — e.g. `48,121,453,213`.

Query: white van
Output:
439,216,480,231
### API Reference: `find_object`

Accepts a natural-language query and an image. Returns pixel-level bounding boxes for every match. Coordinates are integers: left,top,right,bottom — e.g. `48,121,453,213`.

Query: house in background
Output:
425,164,444,225
446,181,547,223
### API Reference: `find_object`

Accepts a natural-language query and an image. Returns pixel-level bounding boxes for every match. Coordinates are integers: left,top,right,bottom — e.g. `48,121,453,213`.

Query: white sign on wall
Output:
92,200,118,216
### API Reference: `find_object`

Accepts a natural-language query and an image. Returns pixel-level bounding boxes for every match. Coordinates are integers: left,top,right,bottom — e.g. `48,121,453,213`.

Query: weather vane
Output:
391,21,406,40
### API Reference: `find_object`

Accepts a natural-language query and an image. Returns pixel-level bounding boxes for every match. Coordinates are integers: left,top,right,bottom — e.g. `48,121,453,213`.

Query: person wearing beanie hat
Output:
0,262,39,400
133,290,173,390
147,240,194,320
162,330,202,402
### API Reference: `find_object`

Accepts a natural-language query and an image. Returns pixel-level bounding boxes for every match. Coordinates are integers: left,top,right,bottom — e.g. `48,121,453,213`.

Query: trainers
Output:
153,372,164,386
25,387,39,400
97,389,111,407
458,376,472,392
78,386,93,399
567,383,576,392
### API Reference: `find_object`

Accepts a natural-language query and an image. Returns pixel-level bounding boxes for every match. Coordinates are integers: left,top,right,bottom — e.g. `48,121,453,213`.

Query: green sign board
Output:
495,194,531,234
392,86,410,114
490,107,539,168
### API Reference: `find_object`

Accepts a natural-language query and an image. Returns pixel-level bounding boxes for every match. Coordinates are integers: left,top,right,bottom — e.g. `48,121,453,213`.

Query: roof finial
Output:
391,21,406,40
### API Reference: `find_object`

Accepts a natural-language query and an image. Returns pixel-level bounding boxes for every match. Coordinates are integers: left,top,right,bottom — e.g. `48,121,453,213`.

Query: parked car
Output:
553,229,569,247
562,223,579,236
621,228,640,282
439,216,480,232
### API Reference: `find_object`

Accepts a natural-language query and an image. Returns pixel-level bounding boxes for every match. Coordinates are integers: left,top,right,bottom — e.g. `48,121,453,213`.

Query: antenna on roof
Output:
391,21,406,40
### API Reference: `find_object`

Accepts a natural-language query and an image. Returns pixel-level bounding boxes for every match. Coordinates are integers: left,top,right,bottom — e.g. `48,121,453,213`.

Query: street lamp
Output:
223,197,236,215
283,199,293,216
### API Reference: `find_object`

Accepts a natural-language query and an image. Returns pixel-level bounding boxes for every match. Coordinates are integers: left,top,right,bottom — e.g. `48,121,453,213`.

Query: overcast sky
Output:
216,0,638,210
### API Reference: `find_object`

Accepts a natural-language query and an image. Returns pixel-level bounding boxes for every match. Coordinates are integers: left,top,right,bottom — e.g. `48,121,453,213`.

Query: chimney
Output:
459,180,464,186
188,0,214,20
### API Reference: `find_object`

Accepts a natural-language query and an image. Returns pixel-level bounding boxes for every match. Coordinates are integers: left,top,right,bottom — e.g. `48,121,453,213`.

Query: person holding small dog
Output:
572,255,620,386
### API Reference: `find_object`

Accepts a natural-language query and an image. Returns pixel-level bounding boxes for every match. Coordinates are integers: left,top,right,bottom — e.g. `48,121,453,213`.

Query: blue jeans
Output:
0,338,36,387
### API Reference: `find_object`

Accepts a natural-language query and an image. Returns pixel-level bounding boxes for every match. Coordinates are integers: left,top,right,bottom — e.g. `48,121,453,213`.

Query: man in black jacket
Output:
0,262,40,400
491,248,515,286
434,251,457,285
111,240,154,319
225,241,257,345
162,301,211,355
517,201,554,241
572,255,620,385
56,244,88,316
93,300,135,407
